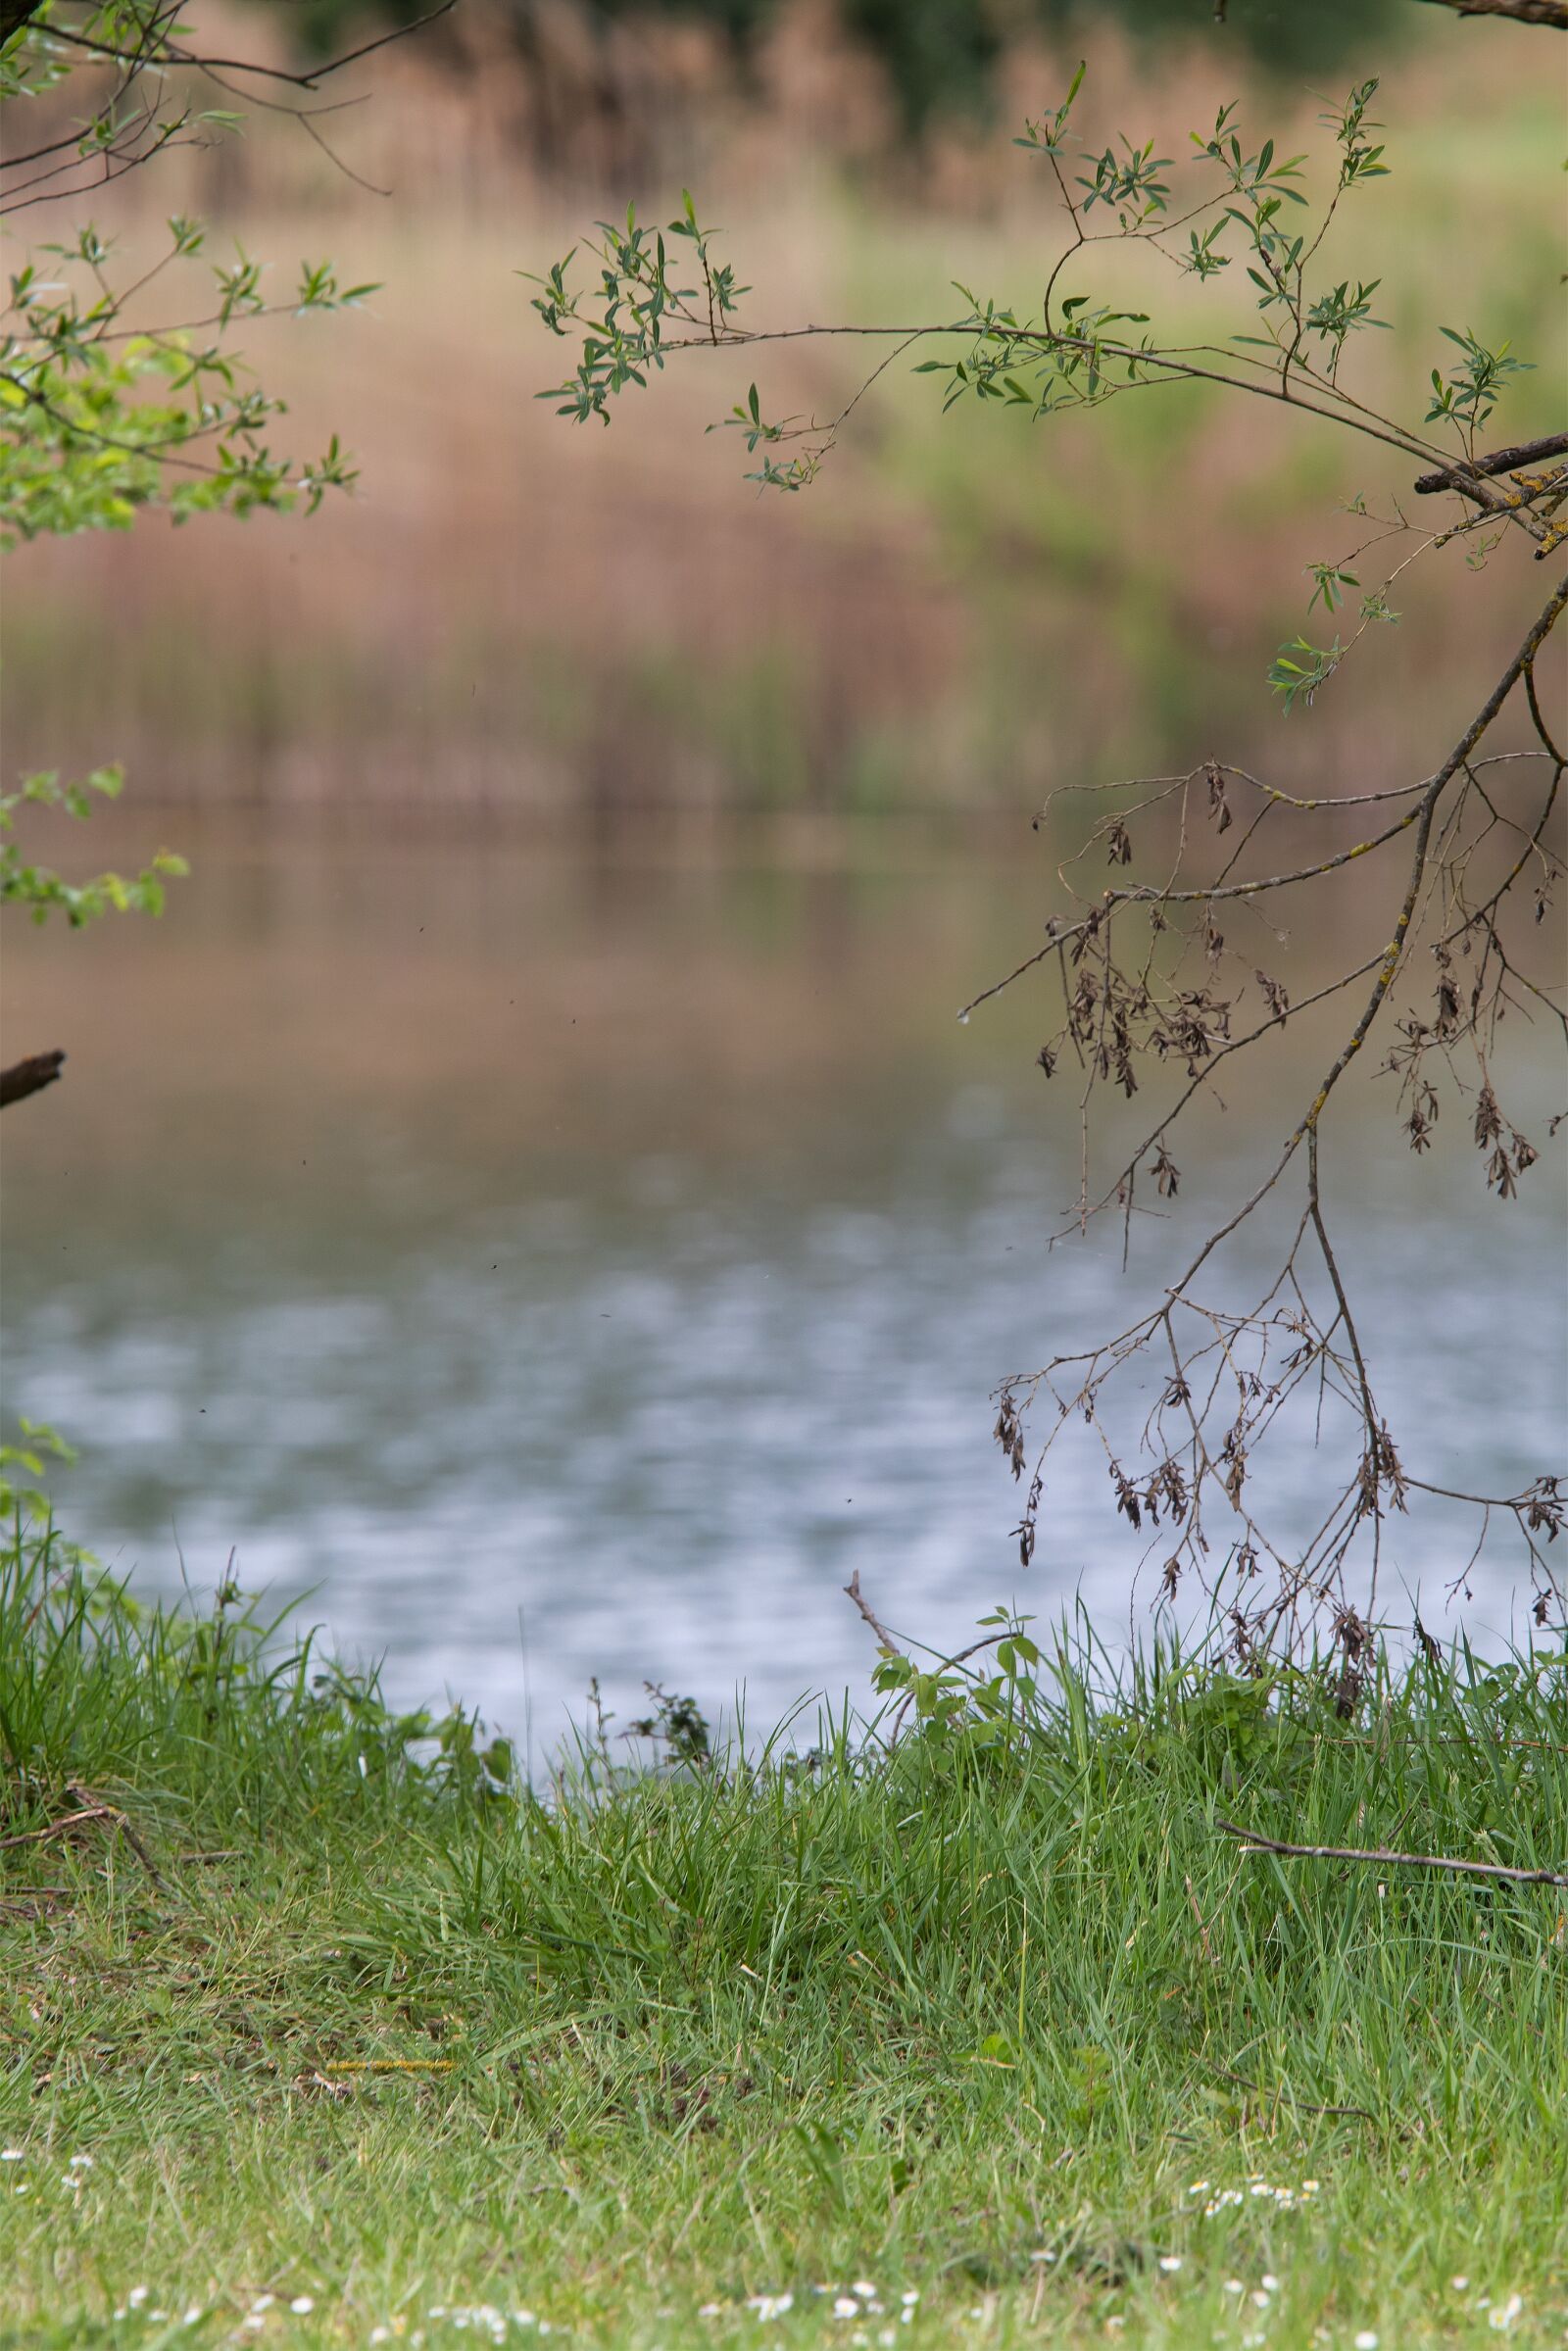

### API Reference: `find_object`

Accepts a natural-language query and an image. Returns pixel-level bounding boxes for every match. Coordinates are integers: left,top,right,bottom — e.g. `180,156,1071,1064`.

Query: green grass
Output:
3,1521,1566,2349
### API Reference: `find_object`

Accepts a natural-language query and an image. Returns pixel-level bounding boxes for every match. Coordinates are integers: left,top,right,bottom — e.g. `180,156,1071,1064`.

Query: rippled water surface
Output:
4,816,1562,1747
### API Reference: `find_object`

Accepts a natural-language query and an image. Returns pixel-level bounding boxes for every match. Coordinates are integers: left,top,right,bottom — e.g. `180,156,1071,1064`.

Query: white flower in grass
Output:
69,2154,94,2169
1490,2298,1524,2332
369,2330,391,2345
698,2306,722,2320
1157,2256,1183,2274
250,2297,275,2315
833,2298,860,2320
128,2289,150,2309
1223,2280,1245,2295
290,2297,315,2316
1261,2274,1280,2291
1450,2277,1470,2292
747,2297,794,2323
853,2282,878,2299
0,2151,24,2163
1354,2332,1379,2349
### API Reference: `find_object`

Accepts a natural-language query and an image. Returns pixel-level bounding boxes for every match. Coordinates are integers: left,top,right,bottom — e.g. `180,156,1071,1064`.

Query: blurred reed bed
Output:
5,3,1563,824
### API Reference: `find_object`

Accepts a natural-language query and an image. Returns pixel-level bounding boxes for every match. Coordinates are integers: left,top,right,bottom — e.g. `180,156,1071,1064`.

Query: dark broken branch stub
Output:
0,1050,66,1108
1413,430,1568,494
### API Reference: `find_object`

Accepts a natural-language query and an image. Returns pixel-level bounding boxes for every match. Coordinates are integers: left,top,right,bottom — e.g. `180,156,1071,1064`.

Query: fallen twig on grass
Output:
0,1802,120,1851
0,1787,166,1888
1211,2066,1378,2124
1215,1817,1568,1888
318,2058,455,2074
67,1781,166,1887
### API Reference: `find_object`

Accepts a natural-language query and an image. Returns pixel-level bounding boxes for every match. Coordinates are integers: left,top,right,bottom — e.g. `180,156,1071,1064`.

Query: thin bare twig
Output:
843,1570,901,1654
1215,1817,1568,1889
1210,2066,1378,2124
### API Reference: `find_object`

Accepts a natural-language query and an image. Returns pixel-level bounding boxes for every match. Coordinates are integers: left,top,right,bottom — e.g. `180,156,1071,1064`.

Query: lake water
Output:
3,814,1562,1753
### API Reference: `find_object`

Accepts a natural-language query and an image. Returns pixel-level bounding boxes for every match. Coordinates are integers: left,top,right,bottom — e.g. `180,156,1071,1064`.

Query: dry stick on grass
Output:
1210,2066,1378,2125
1215,1816,1568,1889
318,2058,456,2075
0,1787,166,1888
0,1803,118,1851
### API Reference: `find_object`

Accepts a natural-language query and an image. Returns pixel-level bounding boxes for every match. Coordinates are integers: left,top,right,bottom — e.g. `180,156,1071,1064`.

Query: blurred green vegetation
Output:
11,45,1559,820
287,0,1408,128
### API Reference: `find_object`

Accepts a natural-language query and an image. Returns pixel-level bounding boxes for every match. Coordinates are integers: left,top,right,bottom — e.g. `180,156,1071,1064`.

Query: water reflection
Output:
3,816,1561,1745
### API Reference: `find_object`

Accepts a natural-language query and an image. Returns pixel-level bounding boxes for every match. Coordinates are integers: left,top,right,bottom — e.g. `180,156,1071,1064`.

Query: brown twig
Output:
0,1803,116,1851
317,2057,455,2074
0,1786,166,1889
1215,1817,1568,1889
1211,2066,1378,2124
843,1570,901,1654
